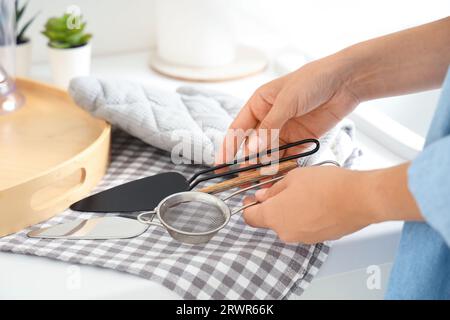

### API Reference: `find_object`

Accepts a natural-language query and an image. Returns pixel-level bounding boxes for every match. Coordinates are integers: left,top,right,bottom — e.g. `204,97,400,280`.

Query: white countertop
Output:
0,51,407,299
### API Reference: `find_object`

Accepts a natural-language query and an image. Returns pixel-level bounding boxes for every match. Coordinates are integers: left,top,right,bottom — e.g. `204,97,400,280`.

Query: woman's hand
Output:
216,18,450,163
243,164,423,244
216,56,360,163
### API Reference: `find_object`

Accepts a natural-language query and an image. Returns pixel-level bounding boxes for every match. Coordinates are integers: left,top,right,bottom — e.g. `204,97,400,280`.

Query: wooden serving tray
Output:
0,78,111,237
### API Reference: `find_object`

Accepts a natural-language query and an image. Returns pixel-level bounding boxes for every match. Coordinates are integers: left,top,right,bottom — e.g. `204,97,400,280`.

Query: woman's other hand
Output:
216,56,360,163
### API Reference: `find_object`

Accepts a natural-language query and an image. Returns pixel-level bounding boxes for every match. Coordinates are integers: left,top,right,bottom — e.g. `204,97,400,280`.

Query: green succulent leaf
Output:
49,40,73,49
78,33,92,46
45,17,67,32
42,12,92,49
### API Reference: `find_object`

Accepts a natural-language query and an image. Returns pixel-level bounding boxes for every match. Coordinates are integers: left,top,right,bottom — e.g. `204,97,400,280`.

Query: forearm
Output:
333,17,450,101
355,163,423,223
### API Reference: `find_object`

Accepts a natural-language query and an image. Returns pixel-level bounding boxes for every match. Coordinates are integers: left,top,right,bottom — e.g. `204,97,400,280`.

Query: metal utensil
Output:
28,160,339,243
27,216,149,240
136,176,284,244
136,160,340,244
70,139,320,213
28,176,283,242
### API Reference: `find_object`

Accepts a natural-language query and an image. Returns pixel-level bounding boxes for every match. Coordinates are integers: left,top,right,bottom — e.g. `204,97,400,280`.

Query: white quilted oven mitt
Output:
69,77,243,164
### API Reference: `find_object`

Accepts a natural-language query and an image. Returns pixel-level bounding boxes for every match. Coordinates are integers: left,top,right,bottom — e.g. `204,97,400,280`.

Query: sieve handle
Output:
229,160,341,215
227,175,285,215
231,201,258,216
137,211,164,227
198,161,298,194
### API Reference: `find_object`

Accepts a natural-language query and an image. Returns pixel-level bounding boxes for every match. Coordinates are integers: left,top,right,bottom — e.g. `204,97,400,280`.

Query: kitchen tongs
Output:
70,138,320,213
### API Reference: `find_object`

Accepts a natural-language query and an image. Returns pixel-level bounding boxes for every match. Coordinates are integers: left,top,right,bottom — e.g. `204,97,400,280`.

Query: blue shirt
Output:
386,68,450,299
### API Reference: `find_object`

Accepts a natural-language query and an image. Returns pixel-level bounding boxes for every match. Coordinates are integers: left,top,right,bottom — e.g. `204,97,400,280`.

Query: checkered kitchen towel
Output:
0,129,335,299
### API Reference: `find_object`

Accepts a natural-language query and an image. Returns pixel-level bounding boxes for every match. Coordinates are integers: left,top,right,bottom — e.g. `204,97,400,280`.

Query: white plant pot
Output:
155,0,236,68
48,43,91,88
15,41,32,77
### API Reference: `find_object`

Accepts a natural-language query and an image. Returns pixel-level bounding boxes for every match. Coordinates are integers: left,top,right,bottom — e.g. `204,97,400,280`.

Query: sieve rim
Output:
155,191,231,237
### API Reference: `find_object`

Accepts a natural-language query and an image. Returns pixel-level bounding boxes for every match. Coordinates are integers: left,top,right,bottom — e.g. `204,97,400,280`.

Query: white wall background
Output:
24,0,449,63
26,0,157,63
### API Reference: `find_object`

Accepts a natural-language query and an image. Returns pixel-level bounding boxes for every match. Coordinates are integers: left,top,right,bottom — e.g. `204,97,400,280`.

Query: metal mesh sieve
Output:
159,200,228,234
144,191,232,244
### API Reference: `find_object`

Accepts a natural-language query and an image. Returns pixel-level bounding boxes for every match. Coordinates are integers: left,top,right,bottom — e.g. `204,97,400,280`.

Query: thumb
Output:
255,177,288,202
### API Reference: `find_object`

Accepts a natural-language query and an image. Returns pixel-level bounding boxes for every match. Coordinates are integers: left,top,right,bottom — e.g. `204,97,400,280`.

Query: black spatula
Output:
70,172,189,213
70,139,320,213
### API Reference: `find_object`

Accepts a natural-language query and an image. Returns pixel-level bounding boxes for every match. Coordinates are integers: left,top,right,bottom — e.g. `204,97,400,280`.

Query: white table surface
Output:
0,51,407,299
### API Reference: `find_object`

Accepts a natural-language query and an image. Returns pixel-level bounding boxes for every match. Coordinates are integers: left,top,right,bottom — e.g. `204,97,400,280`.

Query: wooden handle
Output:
198,161,298,194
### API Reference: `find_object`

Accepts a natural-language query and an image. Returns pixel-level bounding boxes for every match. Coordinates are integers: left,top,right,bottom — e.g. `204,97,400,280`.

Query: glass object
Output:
0,0,24,115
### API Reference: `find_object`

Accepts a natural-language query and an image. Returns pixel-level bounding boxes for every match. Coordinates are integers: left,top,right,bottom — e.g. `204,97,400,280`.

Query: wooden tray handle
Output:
198,160,298,194
29,167,87,212
0,163,92,237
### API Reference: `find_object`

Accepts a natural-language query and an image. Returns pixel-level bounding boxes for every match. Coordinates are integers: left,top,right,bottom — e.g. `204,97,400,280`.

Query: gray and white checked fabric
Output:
0,129,331,299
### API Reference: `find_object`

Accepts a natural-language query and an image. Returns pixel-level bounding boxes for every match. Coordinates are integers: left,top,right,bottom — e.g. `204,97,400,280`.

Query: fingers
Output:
214,94,263,167
254,177,288,202
248,91,296,165
243,177,289,228
242,197,268,229
215,77,288,166
244,189,300,243
258,103,290,132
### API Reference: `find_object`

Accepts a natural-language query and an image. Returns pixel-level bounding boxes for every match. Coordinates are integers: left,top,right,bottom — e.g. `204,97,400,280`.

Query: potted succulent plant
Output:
42,12,92,88
15,0,39,76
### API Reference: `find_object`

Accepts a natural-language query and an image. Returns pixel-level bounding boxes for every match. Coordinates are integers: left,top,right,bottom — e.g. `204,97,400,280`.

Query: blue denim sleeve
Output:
408,135,450,247
408,67,450,247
